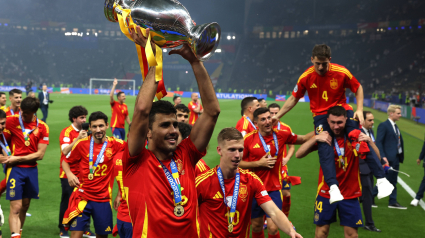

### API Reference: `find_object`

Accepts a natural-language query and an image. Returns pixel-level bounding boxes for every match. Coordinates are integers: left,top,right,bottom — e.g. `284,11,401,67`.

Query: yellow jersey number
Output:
10,178,16,189
322,91,329,102
94,164,108,177
315,201,323,213
224,210,240,226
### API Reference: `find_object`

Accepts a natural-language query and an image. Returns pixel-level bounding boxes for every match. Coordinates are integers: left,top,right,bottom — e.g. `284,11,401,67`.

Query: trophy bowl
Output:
106,0,221,61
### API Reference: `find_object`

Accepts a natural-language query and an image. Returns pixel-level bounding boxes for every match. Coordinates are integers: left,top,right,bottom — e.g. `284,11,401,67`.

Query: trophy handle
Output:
191,22,221,61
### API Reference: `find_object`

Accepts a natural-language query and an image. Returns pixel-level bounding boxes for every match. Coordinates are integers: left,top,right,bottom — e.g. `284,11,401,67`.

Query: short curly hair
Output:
149,100,177,129
68,106,88,123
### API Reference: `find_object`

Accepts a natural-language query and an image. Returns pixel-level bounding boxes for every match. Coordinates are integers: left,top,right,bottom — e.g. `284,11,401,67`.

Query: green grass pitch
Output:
1,94,424,237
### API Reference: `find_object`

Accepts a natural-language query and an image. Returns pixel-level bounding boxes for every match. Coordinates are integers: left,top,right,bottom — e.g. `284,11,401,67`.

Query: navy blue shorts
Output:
6,166,39,200
111,127,126,140
251,190,282,219
313,195,363,228
281,180,291,190
117,219,133,238
69,201,113,235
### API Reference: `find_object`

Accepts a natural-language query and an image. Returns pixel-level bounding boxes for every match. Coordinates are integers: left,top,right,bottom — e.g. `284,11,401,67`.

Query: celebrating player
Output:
4,89,22,116
272,44,392,203
269,103,296,218
175,104,190,124
196,127,302,238
0,92,6,111
240,107,313,238
3,97,49,238
58,106,94,238
235,97,260,137
110,78,131,140
188,92,203,125
296,106,377,238
123,26,220,237
62,111,124,238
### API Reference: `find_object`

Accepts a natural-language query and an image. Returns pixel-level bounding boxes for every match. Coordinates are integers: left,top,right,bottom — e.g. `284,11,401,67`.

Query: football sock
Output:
268,232,280,238
282,195,291,217
0,179,6,194
252,230,265,238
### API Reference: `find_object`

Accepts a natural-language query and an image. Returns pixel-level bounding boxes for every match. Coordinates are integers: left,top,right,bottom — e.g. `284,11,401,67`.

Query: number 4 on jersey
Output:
322,91,328,102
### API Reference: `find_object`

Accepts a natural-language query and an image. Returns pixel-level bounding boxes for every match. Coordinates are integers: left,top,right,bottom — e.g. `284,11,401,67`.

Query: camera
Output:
82,123,92,136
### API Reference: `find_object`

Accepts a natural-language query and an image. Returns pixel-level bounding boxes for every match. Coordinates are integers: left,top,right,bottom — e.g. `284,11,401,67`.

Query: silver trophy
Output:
105,0,221,61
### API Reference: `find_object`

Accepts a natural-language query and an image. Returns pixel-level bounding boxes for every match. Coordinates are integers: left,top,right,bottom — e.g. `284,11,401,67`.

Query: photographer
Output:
58,106,94,237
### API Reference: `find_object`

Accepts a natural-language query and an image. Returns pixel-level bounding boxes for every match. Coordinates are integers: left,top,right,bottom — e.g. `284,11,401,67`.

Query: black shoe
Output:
388,202,407,209
364,225,382,232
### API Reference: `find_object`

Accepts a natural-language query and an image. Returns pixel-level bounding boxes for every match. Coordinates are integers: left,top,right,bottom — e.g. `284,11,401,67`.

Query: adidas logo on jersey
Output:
253,143,261,149
105,226,112,232
213,191,223,199
310,83,318,88
356,220,362,225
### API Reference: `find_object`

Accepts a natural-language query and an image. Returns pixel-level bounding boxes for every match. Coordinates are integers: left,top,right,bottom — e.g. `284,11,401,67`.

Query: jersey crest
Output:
330,78,338,89
105,148,113,159
176,158,185,175
239,184,248,202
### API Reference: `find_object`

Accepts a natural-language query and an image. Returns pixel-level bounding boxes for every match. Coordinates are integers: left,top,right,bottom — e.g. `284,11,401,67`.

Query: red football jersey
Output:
123,138,205,238
196,167,271,238
188,101,203,125
59,125,81,178
292,63,360,116
317,137,362,199
243,129,297,191
113,147,131,223
195,158,210,176
65,135,125,202
4,107,19,117
235,115,257,137
4,115,49,167
110,101,129,129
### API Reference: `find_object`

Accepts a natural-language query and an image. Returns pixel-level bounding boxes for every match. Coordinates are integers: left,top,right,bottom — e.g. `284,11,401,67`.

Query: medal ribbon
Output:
89,136,109,175
277,122,281,130
334,136,347,169
258,131,278,157
158,158,182,205
217,167,240,228
18,113,39,144
245,116,257,130
10,108,14,116
0,133,11,156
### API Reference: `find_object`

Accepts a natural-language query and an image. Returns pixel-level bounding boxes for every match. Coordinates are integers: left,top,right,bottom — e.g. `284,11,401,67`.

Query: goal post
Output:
89,78,136,96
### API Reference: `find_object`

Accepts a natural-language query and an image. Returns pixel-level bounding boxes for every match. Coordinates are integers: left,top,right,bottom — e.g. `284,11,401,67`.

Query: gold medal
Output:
88,174,94,180
173,204,184,217
25,141,30,146
228,224,233,233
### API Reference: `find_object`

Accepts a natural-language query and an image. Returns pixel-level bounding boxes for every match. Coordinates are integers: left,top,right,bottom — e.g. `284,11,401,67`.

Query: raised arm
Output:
169,44,220,153
353,85,364,126
272,95,299,124
296,132,331,158
128,27,158,157
110,78,118,104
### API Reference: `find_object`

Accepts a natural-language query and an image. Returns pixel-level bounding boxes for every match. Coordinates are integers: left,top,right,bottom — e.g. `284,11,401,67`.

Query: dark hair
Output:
363,111,372,120
327,106,347,118
175,104,189,113
178,122,192,139
89,111,108,125
268,103,281,110
312,44,331,59
0,109,6,119
149,100,177,129
253,107,270,121
68,106,88,123
173,95,181,102
117,92,125,98
9,89,22,96
0,92,5,98
21,97,39,113
258,98,265,103
241,97,257,116
217,127,243,144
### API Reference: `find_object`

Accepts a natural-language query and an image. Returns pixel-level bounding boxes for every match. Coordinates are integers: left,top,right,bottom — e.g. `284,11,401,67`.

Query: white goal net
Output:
89,78,136,96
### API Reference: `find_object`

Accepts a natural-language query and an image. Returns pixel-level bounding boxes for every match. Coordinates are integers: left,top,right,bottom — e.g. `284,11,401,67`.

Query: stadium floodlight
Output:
89,78,136,96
